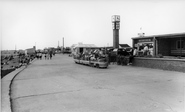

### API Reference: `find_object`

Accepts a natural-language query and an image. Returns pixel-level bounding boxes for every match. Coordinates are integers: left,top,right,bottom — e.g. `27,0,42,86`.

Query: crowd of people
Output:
137,44,153,56
36,50,55,60
111,48,137,65
2,50,56,69
1,49,56,78
74,49,108,62
73,47,139,66
1,53,35,73
19,54,35,66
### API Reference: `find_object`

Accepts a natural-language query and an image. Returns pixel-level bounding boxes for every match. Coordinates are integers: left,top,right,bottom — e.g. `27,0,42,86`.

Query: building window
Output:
176,40,184,49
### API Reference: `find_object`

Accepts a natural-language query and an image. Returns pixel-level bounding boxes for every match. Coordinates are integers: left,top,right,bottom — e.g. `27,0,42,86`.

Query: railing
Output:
170,50,185,56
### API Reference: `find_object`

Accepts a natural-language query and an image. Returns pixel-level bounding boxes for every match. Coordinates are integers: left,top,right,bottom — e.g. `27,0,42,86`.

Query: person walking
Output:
39,53,42,60
44,53,47,60
47,52,50,60
49,51,52,59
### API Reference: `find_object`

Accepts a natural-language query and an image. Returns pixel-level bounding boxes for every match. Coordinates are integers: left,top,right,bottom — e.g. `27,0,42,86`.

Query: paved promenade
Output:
5,54,185,112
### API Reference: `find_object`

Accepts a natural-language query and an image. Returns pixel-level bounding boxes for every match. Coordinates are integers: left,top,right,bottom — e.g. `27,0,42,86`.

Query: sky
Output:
1,0,185,50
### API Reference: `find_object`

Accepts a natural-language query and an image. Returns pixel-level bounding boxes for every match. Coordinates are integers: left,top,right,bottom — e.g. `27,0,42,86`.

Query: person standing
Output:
143,44,149,56
44,53,47,60
47,52,50,60
149,45,153,56
133,47,138,56
49,51,52,59
128,47,138,65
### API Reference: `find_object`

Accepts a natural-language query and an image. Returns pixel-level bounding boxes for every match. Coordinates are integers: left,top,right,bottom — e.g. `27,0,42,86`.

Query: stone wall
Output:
132,57,185,72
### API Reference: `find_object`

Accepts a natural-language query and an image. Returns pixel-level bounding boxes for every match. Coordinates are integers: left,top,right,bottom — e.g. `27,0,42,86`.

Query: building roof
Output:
71,44,77,48
132,32,185,39
73,44,97,48
119,44,130,48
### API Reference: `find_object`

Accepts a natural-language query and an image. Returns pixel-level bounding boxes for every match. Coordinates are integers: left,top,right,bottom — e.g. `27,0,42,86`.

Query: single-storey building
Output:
25,46,36,55
132,32,185,57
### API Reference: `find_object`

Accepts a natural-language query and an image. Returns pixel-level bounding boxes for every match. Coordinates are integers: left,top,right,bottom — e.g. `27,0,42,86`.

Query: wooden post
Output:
153,37,156,57
63,37,64,54
180,37,182,58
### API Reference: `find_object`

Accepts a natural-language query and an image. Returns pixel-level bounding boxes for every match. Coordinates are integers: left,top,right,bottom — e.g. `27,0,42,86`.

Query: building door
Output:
79,48,83,54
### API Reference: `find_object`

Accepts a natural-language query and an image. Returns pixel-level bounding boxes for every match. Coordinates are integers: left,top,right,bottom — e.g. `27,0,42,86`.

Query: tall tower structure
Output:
112,15,120,48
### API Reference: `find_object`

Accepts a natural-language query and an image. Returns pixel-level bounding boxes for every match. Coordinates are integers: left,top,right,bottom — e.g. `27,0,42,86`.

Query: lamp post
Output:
180,37,182,58
63,37,64,54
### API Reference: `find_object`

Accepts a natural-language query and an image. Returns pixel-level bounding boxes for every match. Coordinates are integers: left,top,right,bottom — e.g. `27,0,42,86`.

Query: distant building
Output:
25,46,36,55
18,49,25,54
132,32,185,57
71,44,77,49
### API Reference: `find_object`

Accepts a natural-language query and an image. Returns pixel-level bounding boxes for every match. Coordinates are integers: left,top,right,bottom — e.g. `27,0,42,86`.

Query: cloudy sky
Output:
1,0,185,50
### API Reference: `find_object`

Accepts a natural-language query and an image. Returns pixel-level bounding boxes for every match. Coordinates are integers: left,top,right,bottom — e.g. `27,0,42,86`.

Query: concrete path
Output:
10,54,184,112
2,66,26,112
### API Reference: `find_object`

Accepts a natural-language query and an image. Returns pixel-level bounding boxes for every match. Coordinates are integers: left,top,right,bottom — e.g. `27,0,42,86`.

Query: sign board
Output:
138,39,153,42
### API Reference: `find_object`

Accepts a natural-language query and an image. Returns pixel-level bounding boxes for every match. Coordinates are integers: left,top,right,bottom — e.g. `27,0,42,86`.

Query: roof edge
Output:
132,32,185,39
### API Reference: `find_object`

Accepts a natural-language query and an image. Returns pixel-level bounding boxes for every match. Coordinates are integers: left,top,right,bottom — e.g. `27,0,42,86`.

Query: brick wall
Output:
132,57,185,72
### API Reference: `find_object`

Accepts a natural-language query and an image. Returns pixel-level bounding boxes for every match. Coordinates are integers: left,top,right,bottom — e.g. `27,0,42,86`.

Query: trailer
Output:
73,44,108,68
74,58,108,68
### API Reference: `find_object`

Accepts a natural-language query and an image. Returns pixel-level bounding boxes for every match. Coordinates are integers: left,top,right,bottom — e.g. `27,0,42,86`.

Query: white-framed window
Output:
176,40,184,49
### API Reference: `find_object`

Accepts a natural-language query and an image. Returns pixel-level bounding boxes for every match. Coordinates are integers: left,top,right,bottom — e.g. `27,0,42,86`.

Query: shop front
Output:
132,33,185,72
132,37,154,56
132,33,185,57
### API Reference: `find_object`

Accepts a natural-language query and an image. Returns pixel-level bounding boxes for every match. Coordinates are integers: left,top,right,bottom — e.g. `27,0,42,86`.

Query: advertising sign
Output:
138,39,153,42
